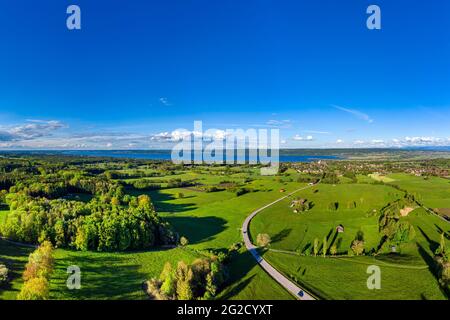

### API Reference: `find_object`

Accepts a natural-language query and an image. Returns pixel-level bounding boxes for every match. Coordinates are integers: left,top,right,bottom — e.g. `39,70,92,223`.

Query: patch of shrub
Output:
17,241,54,300
235,188,250,197
328,202,339,211
146,258,227,300
256,233,271,247
179,236,189,247
351,240,365,256
132,179,161,190
0,264,8,286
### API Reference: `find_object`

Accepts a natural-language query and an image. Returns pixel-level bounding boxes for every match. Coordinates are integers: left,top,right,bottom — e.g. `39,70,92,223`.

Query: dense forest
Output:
0,156,178,251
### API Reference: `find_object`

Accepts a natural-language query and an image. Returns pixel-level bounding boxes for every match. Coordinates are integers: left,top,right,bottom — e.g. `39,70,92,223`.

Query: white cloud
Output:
336,139,344,144
404,136,442,144
293,134,314,141
0,120,66,142
344,136,450,148
159,97,172,106
332,105,374,123
150,129,230,142
303,130,331,134
266,119,292,128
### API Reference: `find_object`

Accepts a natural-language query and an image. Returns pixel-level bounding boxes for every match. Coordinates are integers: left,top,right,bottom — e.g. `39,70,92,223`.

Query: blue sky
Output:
0,0,449,149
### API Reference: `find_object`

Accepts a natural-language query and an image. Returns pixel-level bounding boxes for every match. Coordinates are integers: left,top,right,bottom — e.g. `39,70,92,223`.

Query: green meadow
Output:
385,173,450,209
1,164,449,300
1,169,297,300
250,184,404,253
264,252,446,300
0,240,34,300
249,177,450,300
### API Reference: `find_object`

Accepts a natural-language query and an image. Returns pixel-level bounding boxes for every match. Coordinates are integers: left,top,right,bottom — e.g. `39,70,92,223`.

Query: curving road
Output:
241,184,318,300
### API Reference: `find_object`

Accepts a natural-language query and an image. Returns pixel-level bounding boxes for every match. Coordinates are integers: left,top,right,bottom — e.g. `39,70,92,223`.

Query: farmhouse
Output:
336,225,345,233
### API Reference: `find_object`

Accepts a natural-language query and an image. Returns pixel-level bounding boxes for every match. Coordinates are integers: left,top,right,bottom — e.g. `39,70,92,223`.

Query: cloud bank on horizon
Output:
1,118,450,150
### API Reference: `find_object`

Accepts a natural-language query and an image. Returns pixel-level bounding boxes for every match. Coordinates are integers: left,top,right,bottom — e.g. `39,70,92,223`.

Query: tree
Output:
256,233,271,247
313,238,319,256
347,201,357,209
138,194,151,208
322,236,328,257
175,261,194,300
0,264,8,285
17,277,49,300
160,262,176,297
53,220,66,247
160,262,173,281
328,202,338,211
435,232,447,257
180,236,189,247
18,241,54,300
351,240,365,256
111,197,120,206
191,259,210,293
23,241,54,281
330,244,337,256
149,258,226,300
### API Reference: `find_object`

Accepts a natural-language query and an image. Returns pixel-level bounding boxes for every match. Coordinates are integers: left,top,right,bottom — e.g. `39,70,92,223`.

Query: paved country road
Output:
241,184,318,301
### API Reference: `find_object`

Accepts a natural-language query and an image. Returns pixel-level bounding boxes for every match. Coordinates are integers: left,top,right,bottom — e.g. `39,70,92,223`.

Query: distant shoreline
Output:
1,148,450,162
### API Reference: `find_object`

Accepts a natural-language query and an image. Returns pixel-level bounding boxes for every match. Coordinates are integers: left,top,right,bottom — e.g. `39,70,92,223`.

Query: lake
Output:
0,150,341,163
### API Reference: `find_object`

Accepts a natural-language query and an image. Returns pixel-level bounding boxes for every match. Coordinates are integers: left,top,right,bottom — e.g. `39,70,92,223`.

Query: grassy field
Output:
146,176,303,299
50,247,201,300
217,248,293,300
1,169,449,300
0,171,297,300
401,208,450,256
250,184,404,253
149,179,305,250
368,173,396,183
0,239,201,300
386,173,450,209
264,251,447,300
249,177,450,300
0,240,34,300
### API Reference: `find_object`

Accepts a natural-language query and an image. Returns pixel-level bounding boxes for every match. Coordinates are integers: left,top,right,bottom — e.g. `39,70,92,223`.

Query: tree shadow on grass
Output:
326,228,334,241
219,250,257,300
434,224,450,240
147,190,198,213
417,226,440,253
50,253,146,300
219,275,256,300
0,240,34,295
163,216,227,245
416,243,449,299
272,228,292,244
329,230,339,249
